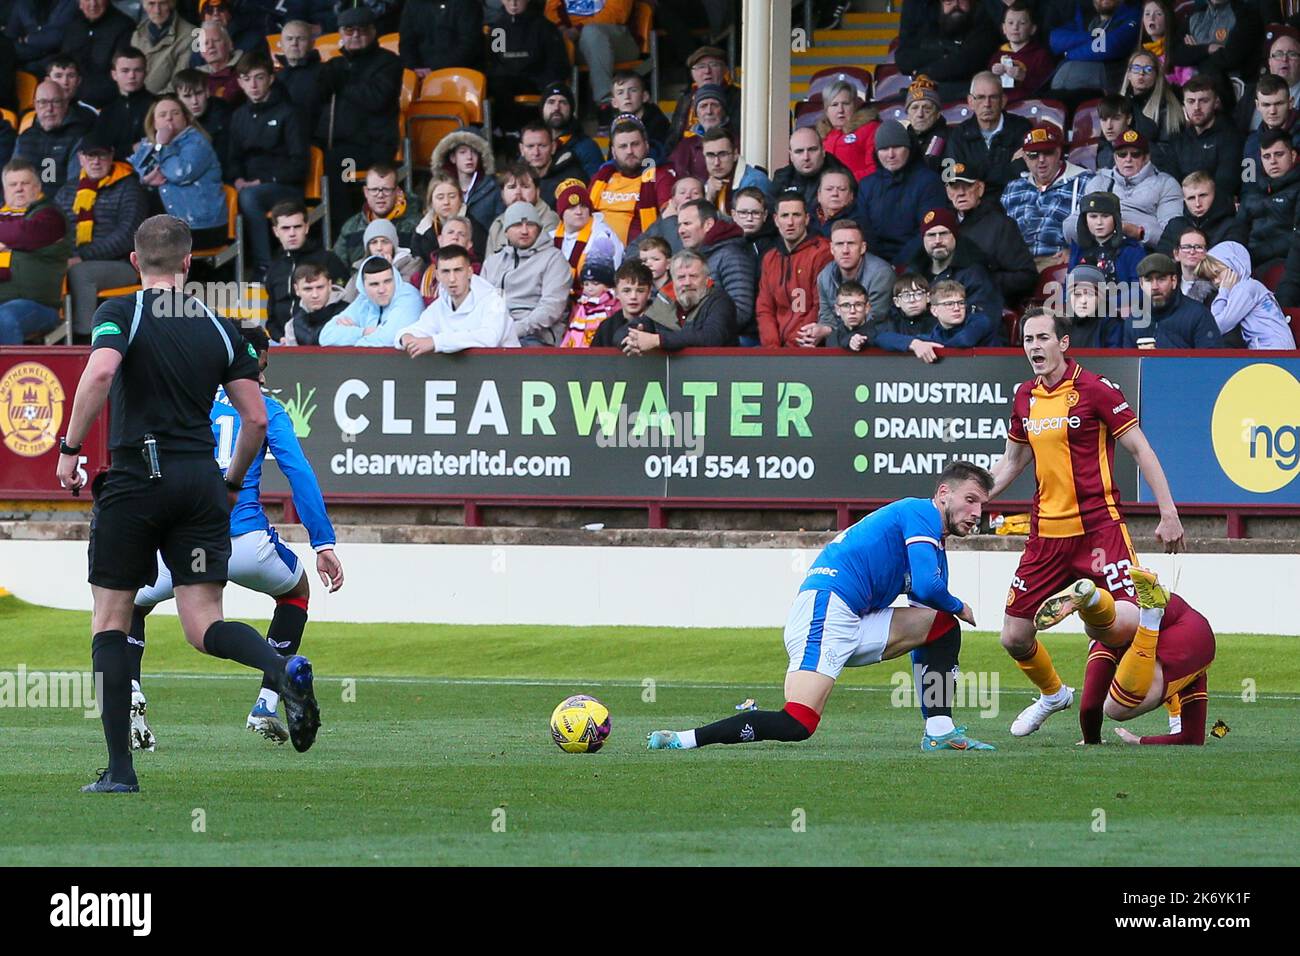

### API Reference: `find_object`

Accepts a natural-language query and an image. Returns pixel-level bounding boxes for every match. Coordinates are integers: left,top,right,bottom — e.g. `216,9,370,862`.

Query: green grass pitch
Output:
1,594,1297,866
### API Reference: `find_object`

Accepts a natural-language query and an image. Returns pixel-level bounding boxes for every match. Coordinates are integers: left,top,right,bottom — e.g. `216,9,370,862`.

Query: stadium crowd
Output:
0,0,1297,351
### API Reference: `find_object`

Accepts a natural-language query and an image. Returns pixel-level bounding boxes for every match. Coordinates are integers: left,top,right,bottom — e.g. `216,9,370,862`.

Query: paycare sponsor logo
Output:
1021,414,1081,436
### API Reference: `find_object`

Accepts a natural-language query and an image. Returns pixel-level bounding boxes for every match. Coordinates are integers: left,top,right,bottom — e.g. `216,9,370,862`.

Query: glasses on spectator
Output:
897,290,928,301
34,98,63,108
934,299,967,309
733,207,764,216
1128,64,1155,75
970,93,1001,102
1271,50,1300,60
837,300,867,310
1178,243,1207,252
365,186,397,195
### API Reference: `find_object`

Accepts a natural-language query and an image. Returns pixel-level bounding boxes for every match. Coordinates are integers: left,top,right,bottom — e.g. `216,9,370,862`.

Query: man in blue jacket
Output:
129,326,345,749
1123,253,1222,348
852,120,947,266
1049,0,1139,95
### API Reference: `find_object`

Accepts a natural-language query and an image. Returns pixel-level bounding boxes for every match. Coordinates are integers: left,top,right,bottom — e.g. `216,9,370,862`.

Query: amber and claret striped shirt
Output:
1008,359,1139,538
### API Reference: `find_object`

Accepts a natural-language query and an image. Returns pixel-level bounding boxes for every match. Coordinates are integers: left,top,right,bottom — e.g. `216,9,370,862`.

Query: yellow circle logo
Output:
1210,364,1300,493
0,362,65,457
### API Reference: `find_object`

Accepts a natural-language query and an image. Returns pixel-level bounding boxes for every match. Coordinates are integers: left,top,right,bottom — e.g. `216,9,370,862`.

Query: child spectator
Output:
1069,192,1145,289
1197,242,1297,349
1062,262,1123,347
925,278,1002,347
869,273,943,361
831,280,873,351
989,2,1053,103
552,178,625,287
1094,93,1134,170
174,69,234,172
592,259,656,347
561,259,620,348
637,235,673,293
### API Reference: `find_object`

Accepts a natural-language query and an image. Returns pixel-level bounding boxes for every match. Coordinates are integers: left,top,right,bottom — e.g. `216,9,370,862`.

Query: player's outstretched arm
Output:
57,349,122,492
265,404,344,592
988,437,1033,500
1118,426,1185,553
223,378,269,487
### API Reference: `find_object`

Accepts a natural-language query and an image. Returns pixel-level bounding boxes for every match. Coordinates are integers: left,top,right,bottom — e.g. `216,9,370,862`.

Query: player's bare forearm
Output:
223,378,268,484
988,439,1032,499
64,351,120,446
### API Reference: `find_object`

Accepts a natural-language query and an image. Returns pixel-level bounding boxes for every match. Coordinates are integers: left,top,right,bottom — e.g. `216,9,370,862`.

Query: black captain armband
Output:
59,438,82,456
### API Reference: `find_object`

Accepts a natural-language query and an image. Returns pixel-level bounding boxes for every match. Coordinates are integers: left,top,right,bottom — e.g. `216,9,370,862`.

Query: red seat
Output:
879,103,907,124
1071,97,1101,144
1002,308,1020,345
1008,97,1067,132
1068,140,1099,171
1032,263,1069,306
1284,307,1300,344
872,71,911,104
941,101,972,125
1255,261,1285,291
809,66,873,102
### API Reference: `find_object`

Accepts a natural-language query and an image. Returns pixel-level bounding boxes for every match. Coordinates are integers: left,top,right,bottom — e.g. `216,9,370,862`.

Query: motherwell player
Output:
1079,567,1216,745
988,308,1185,737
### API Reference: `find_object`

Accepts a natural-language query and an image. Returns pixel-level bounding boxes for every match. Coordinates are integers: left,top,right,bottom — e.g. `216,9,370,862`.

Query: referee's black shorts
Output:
88,451,232,592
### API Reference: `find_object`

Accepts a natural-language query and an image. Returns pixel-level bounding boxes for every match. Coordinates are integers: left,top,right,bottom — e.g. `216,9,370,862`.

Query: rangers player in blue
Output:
649,462,996,753
127,327,344,747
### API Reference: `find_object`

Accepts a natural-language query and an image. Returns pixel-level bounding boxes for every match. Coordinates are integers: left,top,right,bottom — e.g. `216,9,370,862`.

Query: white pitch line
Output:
141,672,1300,702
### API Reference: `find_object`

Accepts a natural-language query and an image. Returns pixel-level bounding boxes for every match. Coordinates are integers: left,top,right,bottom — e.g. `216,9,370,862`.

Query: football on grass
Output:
550,695,611,753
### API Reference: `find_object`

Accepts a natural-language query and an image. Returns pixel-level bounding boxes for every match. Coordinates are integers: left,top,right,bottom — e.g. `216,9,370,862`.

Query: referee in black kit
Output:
56,215,321,793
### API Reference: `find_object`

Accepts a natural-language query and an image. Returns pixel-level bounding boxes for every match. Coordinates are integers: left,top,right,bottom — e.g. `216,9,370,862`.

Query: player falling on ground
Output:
649,462,997,753
1077,566,1215,745
987,308,1185,738
129,327,343,748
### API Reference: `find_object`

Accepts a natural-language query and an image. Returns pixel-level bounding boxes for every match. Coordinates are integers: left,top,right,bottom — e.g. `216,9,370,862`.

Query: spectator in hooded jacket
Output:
59,0,135,109
264,198,348,342
733,185,778,272
698,129,770,216
1061,262,1123,347
1068,190,1146,288
481,201,573,346
396,245,521,354
54,126,147,338
315,4,402,227
131,0,197,94
1196,241,1297,349
432,129,504,235
755,191,834,347
320,254,425,347
1048,0,1139,94
15,80,93,194
399,0,483,76
944,160,1036,303
1067,128,1181,250
943,71,1030,199
1123,251,1222,347
895,0,1001,103
228,52,308,275
1154,170,1247,255
907,206,1005,322
677,198,756,342
852,120,947,265
486,0,570,136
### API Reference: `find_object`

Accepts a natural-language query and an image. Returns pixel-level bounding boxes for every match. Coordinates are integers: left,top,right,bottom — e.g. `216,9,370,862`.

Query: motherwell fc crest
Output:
0,362,65,457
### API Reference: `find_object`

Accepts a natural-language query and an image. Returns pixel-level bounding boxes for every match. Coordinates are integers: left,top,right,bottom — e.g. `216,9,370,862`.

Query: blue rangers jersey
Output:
799,497,963,616
212,387,336,551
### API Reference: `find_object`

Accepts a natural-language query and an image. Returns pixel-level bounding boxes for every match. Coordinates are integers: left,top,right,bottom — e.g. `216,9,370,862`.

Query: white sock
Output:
677,729,698,749
1082,587,1101,608
131,679,141,694
1044,685,1070,704
258,689,280,712
1139,607,1165,632
925,716,956,737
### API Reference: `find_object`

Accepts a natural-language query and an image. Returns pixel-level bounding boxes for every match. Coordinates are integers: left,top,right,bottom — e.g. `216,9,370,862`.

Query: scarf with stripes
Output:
72,162,134,247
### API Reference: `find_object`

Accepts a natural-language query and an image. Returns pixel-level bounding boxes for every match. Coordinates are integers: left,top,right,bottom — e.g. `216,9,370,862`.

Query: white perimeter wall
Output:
0,540,1291,636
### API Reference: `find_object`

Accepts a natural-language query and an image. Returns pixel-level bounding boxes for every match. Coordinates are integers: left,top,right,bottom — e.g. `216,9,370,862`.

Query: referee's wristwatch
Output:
225,478,243,493
59,438,82,457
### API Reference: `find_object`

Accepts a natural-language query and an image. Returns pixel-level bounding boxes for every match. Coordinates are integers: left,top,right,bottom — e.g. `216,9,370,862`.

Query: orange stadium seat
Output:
315,32,341,61
419,69,488,130
15,71,37,112
0,108,15,129
379,33,400,55
305,145,329,239
192,185,244,283
18,110,34,133
266,33,282,59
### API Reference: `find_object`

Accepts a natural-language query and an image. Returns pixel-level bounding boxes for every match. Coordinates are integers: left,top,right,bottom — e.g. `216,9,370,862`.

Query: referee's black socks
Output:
92,630,136,784
203,620,285,680
126,607,147,686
